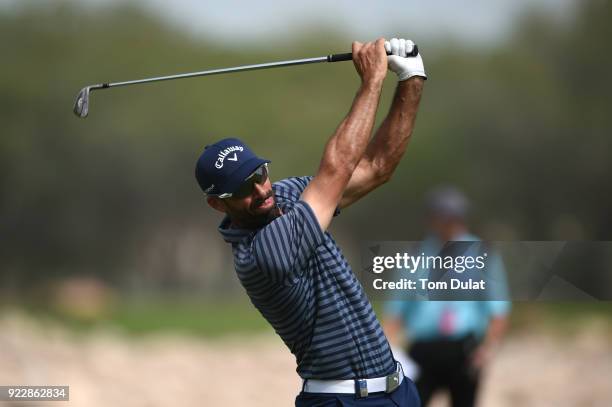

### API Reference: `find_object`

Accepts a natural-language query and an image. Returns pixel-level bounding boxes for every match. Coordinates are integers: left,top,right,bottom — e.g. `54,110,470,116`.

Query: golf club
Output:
73,46,419,118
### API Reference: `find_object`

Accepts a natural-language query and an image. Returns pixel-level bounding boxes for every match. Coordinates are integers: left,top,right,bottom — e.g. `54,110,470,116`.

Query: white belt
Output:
303,362,404,397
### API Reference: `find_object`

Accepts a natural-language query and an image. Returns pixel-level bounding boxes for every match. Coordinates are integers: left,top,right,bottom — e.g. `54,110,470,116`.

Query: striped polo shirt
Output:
218,176,395,379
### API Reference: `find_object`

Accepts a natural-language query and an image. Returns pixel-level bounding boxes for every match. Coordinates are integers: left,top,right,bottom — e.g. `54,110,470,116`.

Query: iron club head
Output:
73,86,91,118
73,84,107,118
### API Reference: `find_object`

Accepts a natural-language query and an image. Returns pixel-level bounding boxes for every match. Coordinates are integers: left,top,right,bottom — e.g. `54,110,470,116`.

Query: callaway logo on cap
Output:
215,145,244,169
195,137,271,196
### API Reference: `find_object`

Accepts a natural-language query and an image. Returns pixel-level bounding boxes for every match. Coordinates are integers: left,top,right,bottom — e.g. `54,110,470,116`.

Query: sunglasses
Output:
212,164,269,199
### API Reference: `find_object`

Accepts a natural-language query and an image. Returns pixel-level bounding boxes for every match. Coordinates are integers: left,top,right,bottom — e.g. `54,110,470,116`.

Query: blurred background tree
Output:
1,0,611,299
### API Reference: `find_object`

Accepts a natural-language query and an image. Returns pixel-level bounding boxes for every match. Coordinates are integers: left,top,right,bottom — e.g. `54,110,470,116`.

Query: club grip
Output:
327,45,419,63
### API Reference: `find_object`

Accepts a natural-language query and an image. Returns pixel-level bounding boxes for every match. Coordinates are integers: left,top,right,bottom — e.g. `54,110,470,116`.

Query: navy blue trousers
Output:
295,376,421,406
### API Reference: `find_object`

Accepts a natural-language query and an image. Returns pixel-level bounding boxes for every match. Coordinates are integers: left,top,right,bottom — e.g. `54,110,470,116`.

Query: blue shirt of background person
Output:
384,186,511,374
385,232,511,342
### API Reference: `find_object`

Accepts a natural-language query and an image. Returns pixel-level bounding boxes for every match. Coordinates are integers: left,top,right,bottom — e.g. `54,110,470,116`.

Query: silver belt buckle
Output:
356,379,368,398
385,371,400,393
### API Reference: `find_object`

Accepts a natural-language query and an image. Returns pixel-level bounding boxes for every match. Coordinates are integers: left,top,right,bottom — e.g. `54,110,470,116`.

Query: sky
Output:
1,0,577,47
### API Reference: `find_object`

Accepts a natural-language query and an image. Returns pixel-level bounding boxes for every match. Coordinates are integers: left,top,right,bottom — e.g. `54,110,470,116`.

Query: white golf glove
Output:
385,38,427,81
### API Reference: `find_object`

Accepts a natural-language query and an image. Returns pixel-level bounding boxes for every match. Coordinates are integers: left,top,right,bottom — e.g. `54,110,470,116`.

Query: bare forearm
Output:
483,316,508,347
383,317,405,346
320,80,384,180
302,38,388,229
365,78,424,177
471,316,508,370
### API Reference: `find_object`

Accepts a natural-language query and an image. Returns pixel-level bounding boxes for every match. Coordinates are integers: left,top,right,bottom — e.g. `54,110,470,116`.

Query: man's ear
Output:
207,196,227,213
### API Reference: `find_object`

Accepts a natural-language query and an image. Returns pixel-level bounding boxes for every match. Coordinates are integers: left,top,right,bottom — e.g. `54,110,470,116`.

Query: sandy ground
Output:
0,312,611,407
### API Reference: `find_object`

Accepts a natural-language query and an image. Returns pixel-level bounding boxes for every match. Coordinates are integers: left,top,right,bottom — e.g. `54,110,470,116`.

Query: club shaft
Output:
75,46,419,117
104,56,329,89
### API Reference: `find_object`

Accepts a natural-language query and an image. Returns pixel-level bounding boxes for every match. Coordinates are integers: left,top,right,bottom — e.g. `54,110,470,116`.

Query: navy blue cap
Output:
195,137,270,196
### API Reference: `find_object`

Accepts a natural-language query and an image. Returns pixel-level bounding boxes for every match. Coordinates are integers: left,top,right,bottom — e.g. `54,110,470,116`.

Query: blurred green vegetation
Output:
15,299,272,337
3,301,610,339
1,1,611,300
508,302,612,336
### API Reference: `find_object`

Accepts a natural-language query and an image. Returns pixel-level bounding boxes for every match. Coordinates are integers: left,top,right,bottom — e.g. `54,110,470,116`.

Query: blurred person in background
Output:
384,186,511,407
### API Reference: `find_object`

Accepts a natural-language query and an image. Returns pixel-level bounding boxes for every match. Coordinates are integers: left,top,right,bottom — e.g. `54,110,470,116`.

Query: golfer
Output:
195,38,425,406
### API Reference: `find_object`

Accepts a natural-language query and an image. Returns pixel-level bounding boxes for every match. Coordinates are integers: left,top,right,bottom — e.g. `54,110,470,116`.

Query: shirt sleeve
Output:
384,300,409,319
274,176,341,217
252,200,325,285
273,176,313,196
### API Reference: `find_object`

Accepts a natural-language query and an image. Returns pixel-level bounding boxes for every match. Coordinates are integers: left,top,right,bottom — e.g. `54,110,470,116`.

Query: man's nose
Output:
253,182,267,198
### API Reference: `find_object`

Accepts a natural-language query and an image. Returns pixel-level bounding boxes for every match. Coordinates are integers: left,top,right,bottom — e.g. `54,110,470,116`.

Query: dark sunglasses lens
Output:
251,165,268,184
233,179,255,199
232,165,268,199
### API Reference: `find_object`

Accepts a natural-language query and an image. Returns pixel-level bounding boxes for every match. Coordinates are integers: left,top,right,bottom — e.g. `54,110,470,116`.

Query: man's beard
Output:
263,204,282,223
235,191,281,229
250,190,274,212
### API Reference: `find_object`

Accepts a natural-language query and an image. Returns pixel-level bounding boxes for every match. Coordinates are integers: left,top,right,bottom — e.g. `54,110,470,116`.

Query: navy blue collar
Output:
218,216,255,244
